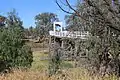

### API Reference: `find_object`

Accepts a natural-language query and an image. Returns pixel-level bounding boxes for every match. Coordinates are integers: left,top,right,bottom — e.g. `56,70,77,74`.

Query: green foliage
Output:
62,0,120,75
65,14,83,31
0,11,33,72
61,61,73,68
0,25,33,69
35,12,59,37
48,49,62,76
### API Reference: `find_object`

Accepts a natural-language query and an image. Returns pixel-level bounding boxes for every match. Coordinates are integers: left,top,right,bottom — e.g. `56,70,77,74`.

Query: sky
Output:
0,0,76,28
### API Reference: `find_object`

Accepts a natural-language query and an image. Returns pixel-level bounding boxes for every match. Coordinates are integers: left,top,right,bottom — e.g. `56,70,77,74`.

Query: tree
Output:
0,11,33,72
65,14,88,31
56,0,120,76
48,38,62,76
24,28,30,39
35,12,59,37
0,15,6,27
6,9,24,30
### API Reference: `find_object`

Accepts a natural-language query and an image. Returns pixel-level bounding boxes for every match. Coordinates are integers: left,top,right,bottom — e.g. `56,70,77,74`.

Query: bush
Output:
0,26,33,72
48,48,62,76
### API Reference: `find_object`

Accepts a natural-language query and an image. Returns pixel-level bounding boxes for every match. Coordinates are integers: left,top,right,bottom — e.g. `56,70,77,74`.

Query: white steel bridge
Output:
49,22,89,39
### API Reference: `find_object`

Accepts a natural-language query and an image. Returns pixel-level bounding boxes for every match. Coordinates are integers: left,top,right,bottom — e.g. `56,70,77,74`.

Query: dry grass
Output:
31,51,49,71
25,41,48,51
0,68,119,80
0,48,119,80
0,69,48,80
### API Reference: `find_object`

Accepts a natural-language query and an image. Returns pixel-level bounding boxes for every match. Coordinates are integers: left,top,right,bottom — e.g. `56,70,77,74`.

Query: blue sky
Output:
0,0,76,28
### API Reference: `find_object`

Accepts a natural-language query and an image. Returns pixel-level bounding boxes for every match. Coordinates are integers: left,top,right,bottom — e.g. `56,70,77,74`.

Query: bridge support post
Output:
74,40,79,68
61,40,64,48
49,36,52,57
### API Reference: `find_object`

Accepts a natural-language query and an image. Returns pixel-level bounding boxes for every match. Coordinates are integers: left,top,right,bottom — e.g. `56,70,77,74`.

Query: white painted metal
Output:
53,22,62,32
49,22,89,39
49,31,89,39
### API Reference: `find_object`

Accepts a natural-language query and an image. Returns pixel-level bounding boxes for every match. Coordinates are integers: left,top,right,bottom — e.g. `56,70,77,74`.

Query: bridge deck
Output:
49,31,89,39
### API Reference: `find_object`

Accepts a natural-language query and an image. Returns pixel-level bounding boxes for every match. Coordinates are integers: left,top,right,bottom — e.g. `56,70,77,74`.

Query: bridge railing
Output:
49,31,89,39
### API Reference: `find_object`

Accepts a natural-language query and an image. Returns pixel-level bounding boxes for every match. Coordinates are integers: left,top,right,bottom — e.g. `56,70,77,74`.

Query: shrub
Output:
0,24,33,72
48,47,62,76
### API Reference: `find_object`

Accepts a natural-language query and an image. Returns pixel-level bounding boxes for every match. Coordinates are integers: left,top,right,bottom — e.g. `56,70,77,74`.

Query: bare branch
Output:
59,0,69,6
55,0,74,15
56,0,120,32
65,0,88,20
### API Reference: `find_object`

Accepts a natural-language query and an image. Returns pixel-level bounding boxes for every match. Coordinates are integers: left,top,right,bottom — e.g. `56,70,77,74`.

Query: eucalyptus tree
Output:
35,12,59,37
65,14,82,31
35,13,61,76
6,10,24,30
56,0,120,76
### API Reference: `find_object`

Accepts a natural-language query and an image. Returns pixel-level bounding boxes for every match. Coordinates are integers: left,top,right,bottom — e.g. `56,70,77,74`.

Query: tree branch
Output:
55,0,74,15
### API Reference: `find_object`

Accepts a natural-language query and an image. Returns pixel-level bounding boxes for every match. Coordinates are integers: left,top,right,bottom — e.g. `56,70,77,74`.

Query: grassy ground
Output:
31,50,74,71
0,47,119,80
31,51,49,71
0,68,118,80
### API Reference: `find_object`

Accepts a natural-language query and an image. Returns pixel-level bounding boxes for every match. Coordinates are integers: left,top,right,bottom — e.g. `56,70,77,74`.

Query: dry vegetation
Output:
0,68,119,80
0,47,119,80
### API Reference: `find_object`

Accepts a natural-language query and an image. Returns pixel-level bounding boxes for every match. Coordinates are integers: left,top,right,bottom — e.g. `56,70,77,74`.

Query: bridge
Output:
49,22,89,39
48,22,89,62
49,31,89,39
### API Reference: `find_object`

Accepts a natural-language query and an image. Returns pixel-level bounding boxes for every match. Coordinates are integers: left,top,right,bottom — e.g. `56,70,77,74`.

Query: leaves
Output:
35,12,59,37
0,11,33,72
